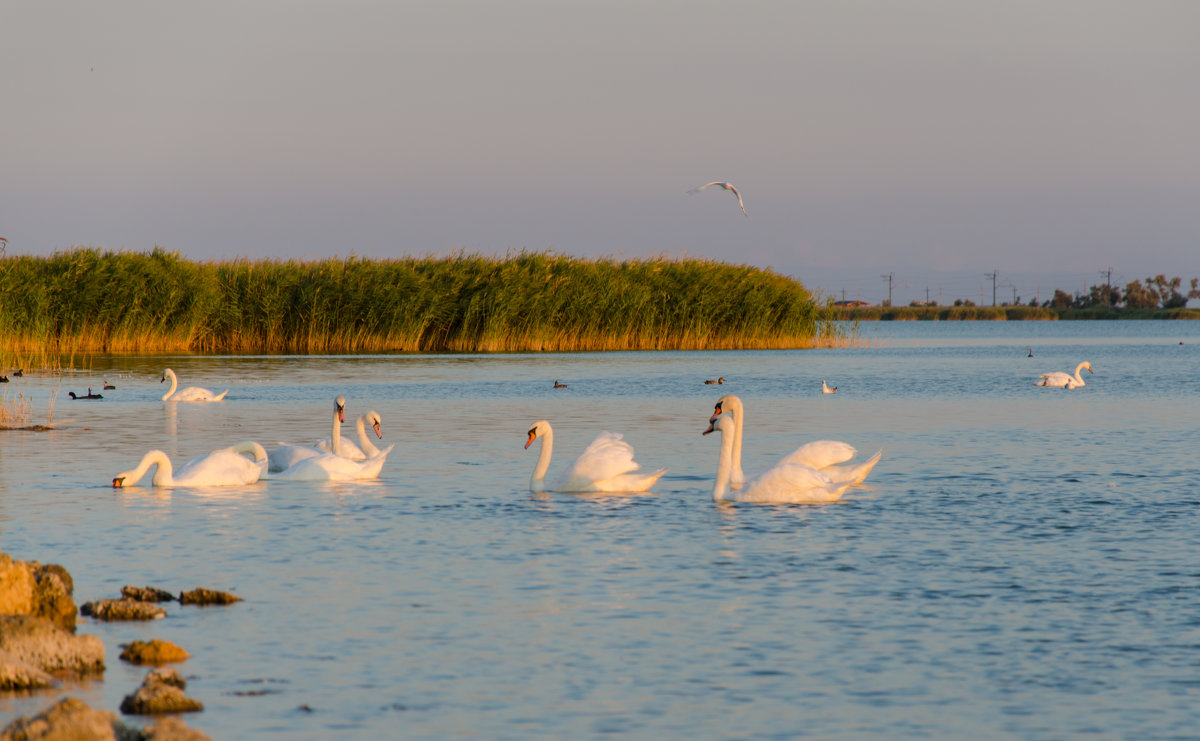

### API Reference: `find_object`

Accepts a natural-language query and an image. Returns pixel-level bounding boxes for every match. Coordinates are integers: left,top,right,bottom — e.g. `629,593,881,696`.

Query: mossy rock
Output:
121,586,176,603
178,588,241,606
81,599,166,621
120,639,190,666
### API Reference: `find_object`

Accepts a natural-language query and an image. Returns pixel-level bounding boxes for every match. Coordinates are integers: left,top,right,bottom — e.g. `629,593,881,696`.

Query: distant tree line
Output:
909,275,1200,309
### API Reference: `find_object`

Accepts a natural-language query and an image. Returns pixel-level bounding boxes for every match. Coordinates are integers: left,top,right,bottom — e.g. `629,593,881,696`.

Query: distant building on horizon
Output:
833,299,872,307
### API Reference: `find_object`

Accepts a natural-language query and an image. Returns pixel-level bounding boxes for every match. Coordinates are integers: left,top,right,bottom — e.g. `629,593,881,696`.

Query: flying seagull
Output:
688,181,747,216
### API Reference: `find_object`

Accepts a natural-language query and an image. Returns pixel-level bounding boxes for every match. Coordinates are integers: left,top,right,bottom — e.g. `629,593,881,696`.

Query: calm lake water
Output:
2,320,1199,739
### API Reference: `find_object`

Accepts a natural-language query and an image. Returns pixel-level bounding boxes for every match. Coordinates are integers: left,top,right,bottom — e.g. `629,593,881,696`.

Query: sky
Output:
3,0,1198,306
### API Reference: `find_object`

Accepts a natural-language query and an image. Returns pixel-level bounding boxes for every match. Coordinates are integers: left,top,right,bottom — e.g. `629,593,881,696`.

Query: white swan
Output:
822,380,837,394
703,414,848,503
267,396,347,473
271,444,394,481
161,368,228,402
112,441,267,488
688,181,748,216
316,410,382,460
1035,361,1092,388
709,394,880,490
524,420,666,493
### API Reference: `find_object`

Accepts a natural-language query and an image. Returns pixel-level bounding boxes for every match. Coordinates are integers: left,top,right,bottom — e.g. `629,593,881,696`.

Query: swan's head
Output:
702,413,735,437
160,368,174,384
335,396,346,423
709,394,742,423
525,420,550,449
1083,362,1093,374
366,411,382,439
112,474,128,488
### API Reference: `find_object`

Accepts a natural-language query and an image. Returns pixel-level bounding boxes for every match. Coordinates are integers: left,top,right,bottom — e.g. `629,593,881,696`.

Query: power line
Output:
984,271,998,306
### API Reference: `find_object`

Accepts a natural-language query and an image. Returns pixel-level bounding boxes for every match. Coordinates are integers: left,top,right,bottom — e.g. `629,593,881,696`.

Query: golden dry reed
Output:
0,248,848,356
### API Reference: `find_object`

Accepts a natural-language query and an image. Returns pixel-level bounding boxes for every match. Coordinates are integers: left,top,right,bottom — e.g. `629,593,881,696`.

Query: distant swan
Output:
268,396,346,472
112,441,267,488
704,414,848,503
525,420,666,493
822,380,837,394
709,394,880,490
316,409,383,459
688,181,747,216
161,368,228,402
1035,361,1092,389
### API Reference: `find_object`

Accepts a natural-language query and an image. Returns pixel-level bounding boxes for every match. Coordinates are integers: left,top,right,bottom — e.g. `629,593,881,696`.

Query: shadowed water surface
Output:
2,320,1199,738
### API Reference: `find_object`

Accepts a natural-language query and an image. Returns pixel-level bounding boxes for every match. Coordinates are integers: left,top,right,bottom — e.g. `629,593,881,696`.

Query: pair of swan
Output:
703,394,881,504
1035,361,1092,389
524,420,666,493
162,368,228,402
112,441,268,488
266,396,393,481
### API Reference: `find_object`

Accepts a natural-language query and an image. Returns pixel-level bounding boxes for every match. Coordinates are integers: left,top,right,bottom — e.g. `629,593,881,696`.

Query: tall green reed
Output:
0,248,841,355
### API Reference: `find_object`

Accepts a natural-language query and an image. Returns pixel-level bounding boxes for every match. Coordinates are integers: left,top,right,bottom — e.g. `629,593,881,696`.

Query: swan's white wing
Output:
316,437,367,459
171,386,227,402
274,445,393,481
174,449,264,486
736,462,846,504
1036,372,1070,387
267,444,323,473
688,181,723,194
556,432,640,491
778,440,856,470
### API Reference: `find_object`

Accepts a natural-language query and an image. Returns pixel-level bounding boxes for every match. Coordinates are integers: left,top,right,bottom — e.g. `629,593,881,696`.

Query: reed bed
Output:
0,248,844,355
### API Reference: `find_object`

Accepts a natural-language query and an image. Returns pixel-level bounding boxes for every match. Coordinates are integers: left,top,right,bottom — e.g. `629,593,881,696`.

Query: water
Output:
2,320,1199,739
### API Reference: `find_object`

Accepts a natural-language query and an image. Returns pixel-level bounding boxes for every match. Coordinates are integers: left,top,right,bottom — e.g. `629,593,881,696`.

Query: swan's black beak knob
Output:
112,477,125,488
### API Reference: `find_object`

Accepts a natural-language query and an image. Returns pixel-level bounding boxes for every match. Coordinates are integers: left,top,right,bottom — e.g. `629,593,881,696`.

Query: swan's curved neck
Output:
231,441,268,464
161,370,178,401
712,426,735,501
121,450,174,486
1074,363,1088,383
330,406,343,456
355,414,381,457
530,425,554,493
730,403,744,484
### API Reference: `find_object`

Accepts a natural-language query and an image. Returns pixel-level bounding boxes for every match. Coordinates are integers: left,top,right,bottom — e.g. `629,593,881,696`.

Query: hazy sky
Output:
3,1,1198,304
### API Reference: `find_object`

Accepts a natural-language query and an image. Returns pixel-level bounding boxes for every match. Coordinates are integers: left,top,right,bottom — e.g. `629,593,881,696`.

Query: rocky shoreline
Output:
1,551,240,740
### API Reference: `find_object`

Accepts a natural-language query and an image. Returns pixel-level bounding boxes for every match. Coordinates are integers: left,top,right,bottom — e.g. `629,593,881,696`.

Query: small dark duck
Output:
68,388,104,400
553,380,568,389
704,377,725,385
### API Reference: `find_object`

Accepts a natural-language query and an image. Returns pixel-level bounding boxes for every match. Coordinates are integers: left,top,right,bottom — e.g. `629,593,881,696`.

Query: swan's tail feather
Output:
213,390,229,401
830,450,881,485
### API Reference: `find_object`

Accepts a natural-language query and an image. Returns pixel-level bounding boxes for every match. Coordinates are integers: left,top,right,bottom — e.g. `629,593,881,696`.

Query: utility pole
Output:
1011,286,1018,305
925,286,931,305
1100,267,1113,305
881,272,894,307
985,271,998,306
